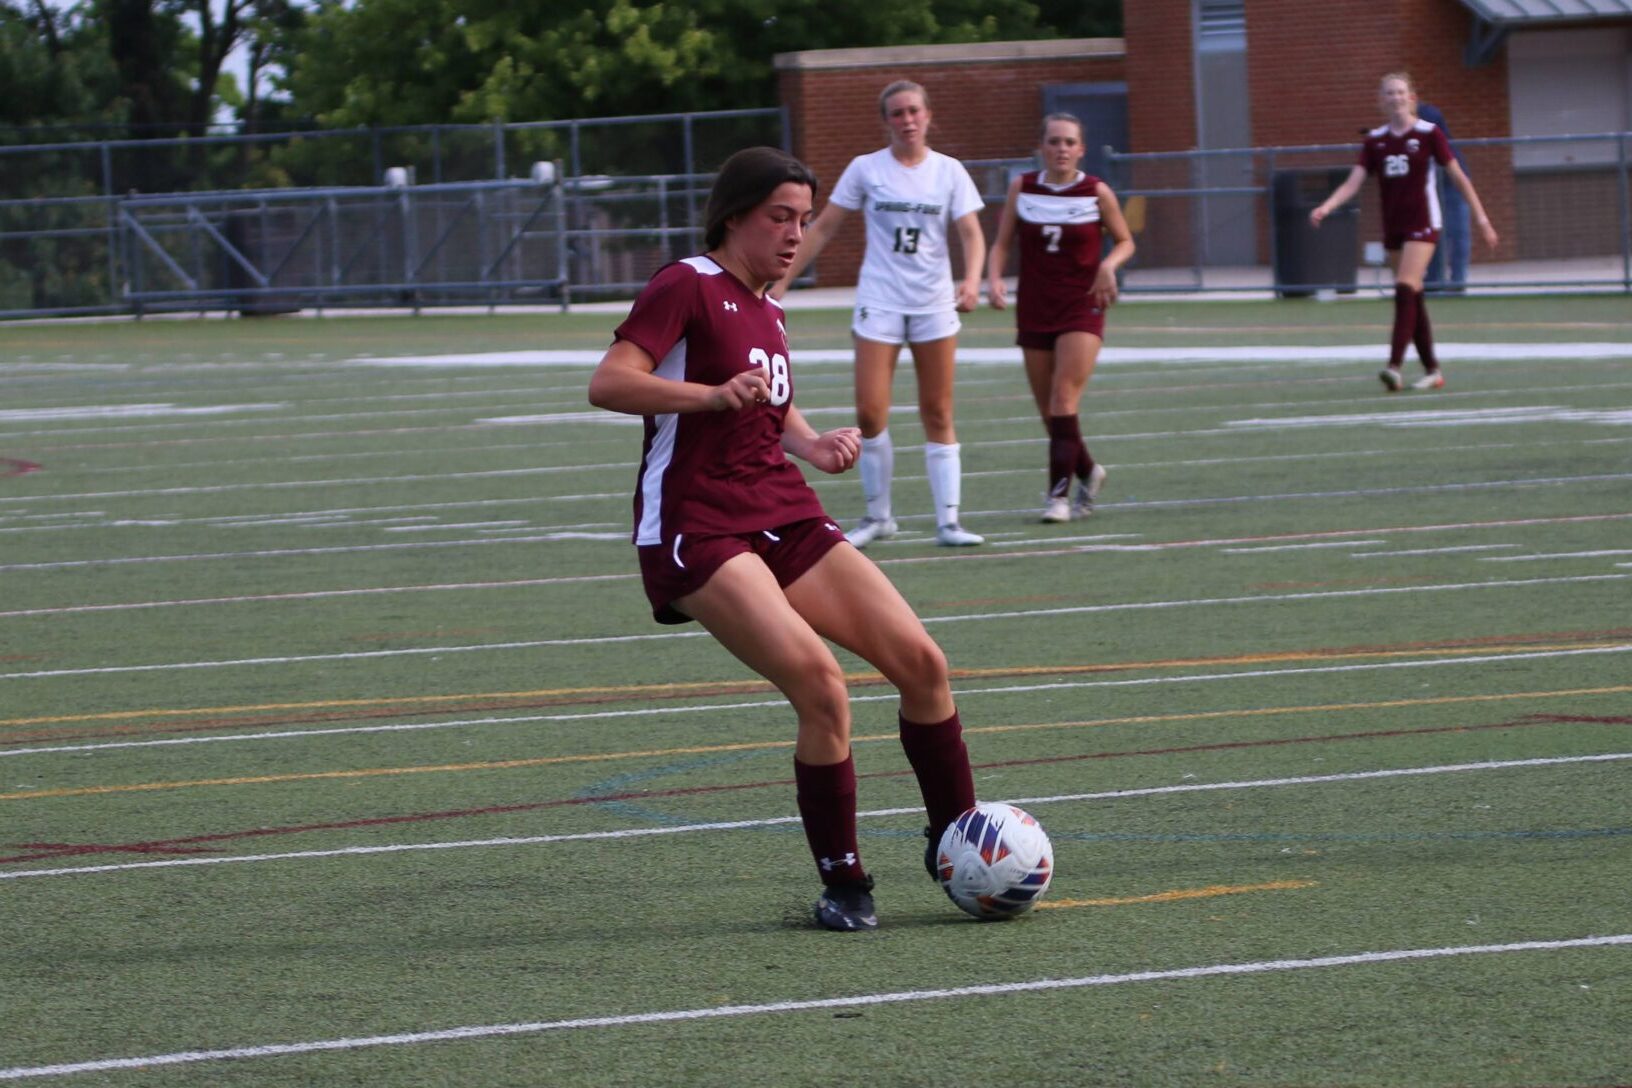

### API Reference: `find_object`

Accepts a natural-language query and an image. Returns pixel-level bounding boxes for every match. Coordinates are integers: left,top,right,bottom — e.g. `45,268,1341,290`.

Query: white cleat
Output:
1379,368,1405,392
845,516,898,549
1073,463,1108,518
1040,497,1072,523
936,523,985,547
1412,371,1446,391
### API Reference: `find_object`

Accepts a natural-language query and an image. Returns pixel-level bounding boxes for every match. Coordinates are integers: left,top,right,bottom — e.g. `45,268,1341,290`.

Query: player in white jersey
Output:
772,80,988,549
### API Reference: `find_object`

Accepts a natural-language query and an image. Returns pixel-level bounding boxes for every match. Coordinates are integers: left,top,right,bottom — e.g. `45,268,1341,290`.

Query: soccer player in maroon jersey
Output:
1310,72,1499,393
987,113,1136,523
588,148,978,932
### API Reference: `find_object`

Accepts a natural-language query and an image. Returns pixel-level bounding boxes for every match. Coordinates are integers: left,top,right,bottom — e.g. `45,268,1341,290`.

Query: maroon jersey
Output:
1359,120,1452,239
613,256,826,545
1014,170,1104,335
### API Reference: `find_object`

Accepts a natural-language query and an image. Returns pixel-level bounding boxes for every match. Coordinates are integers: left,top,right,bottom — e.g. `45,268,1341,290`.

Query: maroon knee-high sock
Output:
1045,416,1081,498
898,711,977,838
794,753,865,886
1073,429,1095,481
1412,292,1439,372
1389,284,1418,370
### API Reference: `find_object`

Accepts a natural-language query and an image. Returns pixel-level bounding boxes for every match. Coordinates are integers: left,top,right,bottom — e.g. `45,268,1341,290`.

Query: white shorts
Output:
851,304,961,346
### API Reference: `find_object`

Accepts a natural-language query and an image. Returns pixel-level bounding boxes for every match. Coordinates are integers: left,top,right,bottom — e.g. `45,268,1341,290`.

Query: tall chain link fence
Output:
2,121,1627,318
0,109,784,316
1094,133,1632,296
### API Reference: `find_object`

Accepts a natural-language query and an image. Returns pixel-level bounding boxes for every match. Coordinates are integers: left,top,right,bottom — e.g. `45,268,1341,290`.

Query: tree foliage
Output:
284,0,1123,127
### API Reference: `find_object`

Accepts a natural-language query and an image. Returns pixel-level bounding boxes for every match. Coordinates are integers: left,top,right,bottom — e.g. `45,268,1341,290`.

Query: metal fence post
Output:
1264,147,1278,297
1619,132,1630,294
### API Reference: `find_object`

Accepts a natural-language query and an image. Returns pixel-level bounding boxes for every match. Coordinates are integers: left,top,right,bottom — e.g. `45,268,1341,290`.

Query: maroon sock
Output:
1389,285,1418,370
794,753,865,886
1412,292,1438,372
1074,433,1095,481
898,710,976,838
1045,416,1080,498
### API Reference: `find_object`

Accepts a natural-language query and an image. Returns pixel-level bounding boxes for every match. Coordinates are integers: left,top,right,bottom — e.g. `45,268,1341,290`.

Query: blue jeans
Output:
1426,180,1471,290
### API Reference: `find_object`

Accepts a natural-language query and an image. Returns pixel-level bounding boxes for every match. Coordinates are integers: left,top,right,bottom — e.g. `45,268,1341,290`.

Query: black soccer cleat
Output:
815,875,878,931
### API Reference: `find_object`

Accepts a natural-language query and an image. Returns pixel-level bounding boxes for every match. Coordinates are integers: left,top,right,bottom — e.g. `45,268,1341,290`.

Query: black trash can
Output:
223,211,302,316
1271,168,1358,298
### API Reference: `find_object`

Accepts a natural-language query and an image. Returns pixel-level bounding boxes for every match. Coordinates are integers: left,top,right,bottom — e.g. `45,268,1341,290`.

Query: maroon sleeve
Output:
1429,125,1453,166
1357,140,1376,175
613,262,696,364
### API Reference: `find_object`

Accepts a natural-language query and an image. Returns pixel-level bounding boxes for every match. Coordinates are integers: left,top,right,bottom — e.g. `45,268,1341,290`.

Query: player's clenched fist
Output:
710,370,772,411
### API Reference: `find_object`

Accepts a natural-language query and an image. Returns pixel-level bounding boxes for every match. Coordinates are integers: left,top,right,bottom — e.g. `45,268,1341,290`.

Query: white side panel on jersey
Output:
1425,160,1444,231
635,339,689,546
1016,192,1100,225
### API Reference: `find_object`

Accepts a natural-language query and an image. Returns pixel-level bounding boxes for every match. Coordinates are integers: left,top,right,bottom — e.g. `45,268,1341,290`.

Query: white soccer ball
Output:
935,802,1054,919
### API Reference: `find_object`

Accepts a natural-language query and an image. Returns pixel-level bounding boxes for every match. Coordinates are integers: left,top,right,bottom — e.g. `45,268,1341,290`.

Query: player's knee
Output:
917,403,954,435
892,635,949,700
788,658,851,735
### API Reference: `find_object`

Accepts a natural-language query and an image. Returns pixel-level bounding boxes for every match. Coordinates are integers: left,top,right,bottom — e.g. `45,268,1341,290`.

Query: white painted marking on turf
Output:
3,753,1628,882
2,935,1627,1079
0,403,282,423
1481,550,1632,562
1350,545,1521,558
4,579,1628,681
0,643,1619,758
349,343,1632,368
479,412,639,426
1228,406,1632,430
1222,539,1387,553
0,463,629,504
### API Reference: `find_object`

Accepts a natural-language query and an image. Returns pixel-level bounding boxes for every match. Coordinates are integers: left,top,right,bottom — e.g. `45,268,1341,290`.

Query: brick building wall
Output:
775,40,1126,288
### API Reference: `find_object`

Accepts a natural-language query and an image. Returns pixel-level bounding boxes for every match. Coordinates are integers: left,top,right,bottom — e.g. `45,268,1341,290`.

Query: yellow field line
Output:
3,640,1622,729
3,683,1627,803
1036,879,1317,910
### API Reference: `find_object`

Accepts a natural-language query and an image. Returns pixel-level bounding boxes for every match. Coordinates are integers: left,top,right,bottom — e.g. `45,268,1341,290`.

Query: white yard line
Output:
4,644,1627,758
2,578,1627,682
3,752,1627,882
2,933,1627,1079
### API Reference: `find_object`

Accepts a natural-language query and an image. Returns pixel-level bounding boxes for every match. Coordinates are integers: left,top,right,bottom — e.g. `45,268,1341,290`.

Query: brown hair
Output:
1040,112,1084,141
878,80,928,117
703,147,819,250
1379,71,1416,92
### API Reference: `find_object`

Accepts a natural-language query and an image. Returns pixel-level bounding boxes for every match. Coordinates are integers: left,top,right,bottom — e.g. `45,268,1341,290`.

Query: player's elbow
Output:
587,370,618,411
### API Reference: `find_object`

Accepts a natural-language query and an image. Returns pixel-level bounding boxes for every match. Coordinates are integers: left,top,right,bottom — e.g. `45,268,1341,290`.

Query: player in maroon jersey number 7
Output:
588,147,978,933
1309,72,1499,393
987,112,1136,523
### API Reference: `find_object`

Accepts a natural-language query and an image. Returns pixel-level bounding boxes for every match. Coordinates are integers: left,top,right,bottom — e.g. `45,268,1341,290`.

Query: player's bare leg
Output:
909,336,982,545
1383,242,1442,391
848,335,903,548
1028,334,1105,519
786,544,976,877
674,553,874,928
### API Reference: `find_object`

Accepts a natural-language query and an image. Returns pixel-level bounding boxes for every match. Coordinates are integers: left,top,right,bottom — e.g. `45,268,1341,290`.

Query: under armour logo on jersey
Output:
819,853,858,871
722,301,738,312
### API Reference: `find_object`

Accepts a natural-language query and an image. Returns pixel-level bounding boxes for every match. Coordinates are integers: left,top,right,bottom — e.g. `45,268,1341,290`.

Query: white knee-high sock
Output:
859,430,894,521
924,441,962,527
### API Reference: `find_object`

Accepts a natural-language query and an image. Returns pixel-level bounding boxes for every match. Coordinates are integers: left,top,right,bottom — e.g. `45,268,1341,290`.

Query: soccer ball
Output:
935,802,1054,919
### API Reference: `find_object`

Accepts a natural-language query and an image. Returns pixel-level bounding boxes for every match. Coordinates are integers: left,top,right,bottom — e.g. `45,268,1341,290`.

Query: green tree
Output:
282,0,1101,127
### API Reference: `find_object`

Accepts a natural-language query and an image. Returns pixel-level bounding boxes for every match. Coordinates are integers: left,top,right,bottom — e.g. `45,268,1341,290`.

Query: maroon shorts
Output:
637,515,846,625
1383,226,1440,251
1016,307,1106,349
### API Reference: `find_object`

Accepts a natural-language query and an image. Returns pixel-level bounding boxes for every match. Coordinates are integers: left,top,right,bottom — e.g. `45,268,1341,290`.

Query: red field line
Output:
1,712,1595,865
